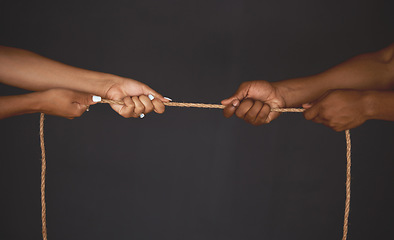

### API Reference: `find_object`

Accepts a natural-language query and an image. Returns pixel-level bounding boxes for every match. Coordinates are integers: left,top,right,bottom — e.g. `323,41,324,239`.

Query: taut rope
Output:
39,100,351,240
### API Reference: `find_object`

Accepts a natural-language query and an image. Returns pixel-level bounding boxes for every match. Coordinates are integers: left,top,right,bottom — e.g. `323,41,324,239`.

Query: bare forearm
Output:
0,46,119,96
274,43,394,107
0,92,42,119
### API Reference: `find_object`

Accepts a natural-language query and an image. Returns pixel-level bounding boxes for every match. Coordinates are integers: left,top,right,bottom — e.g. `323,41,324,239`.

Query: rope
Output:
343,129,351,240
100,99,306,112
39,113,48,240
39,100,351,240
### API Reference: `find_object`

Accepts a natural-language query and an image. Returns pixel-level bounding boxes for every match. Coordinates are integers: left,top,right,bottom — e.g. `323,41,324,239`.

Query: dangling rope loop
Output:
39,100,351,240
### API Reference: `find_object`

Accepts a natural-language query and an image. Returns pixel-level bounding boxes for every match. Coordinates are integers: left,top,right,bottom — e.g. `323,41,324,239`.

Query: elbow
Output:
376,43,394,89
386,44,394,89
380,43,394,63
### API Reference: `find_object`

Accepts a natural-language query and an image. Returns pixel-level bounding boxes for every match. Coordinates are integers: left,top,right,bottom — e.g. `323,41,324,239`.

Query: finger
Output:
221,82,251,105
235,99,254,119
151,98,165,114
303,104,320,121
118,96,136,118
244,100,264,124
132,96,145,115
142,85,170,103
253,104,271,125
139,95,154,114
266,111,280,124
223,99,240,118
73,104,89,118
302,103,313,109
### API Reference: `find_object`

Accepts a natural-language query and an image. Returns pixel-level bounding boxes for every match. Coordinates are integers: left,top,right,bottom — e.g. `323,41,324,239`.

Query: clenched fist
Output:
221,81,286,125
303,90,372,132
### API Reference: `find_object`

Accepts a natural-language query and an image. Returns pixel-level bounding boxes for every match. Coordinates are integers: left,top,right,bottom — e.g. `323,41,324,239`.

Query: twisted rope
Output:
100,99,306,112
40,113,47,240
39,100,351,240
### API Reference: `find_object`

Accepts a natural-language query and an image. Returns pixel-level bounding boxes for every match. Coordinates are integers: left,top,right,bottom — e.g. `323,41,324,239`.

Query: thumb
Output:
221,83,250,105
74,92,97,106
302,103,313,109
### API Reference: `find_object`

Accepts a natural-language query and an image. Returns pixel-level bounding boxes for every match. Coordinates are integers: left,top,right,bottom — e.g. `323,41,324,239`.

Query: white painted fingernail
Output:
164,97,172,101
148,94,155,100
92,96,102,102
140,113,145,118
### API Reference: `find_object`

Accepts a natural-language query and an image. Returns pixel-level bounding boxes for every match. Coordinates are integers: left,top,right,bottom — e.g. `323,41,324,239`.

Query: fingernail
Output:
92,96,102,102
140,113,145,118
232,100,239,107
164,97,172,101
148,94,155,100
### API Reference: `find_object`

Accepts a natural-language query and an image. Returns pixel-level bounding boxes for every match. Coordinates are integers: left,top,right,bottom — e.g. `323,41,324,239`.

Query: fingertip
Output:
89,97,97,105
302,103,312,109
232,99,240,107
92,95,102,103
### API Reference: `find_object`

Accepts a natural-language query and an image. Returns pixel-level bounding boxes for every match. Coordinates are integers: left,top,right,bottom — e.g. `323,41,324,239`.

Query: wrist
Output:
362,90,379,120
28,91,47,113
271,82,290,107
88,72,124,97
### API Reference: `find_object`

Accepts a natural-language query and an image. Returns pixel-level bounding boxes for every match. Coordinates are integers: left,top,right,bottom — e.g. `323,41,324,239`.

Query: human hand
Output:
104,77,170,118
221,81,286,125
303,89,371,131
38,89,96,119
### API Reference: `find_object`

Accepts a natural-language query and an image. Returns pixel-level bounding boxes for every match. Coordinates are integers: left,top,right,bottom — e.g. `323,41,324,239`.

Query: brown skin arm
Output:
303,90,394,131
0,89,97,120
0,46,168,118
222,43,394,129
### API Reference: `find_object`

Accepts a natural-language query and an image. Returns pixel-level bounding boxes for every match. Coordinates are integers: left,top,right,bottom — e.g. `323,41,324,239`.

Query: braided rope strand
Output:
343,129,351,240
39,113,48,240
39,100,351,240
100,99,306,112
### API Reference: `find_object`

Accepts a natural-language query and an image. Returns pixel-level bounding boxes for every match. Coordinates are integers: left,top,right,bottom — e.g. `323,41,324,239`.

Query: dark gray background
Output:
1,0,393,239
